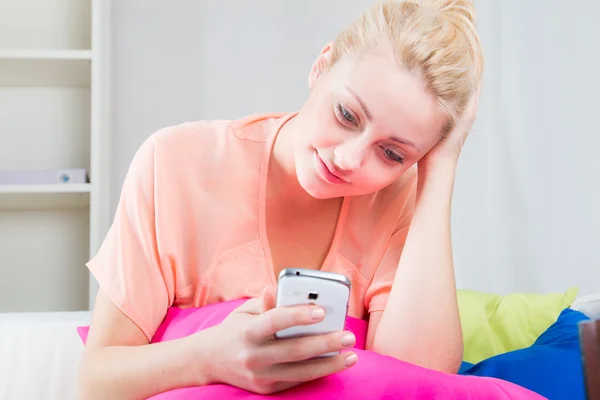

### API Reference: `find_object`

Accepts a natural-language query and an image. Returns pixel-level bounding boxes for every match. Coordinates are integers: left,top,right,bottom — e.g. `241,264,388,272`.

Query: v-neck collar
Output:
257,113,351,285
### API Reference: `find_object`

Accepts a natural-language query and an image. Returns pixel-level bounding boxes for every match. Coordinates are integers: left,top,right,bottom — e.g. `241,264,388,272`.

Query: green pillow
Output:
457,287,579,364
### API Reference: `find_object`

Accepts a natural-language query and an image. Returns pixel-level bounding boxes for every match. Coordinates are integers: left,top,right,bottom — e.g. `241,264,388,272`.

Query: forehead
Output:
330,54,446,144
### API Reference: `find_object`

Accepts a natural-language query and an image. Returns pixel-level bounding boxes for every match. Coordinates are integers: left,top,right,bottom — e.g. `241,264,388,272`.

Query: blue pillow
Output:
460,308,589,400
459,361,474,373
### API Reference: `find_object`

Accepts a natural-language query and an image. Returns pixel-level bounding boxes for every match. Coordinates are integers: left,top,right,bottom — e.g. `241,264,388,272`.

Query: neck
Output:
268,115,319,209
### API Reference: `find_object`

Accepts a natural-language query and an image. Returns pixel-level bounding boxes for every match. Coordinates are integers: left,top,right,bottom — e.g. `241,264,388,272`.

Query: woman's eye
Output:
382,147,404,164
336,104,356,125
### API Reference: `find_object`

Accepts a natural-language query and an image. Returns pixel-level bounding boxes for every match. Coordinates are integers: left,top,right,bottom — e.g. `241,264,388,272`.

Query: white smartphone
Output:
275,268,351,356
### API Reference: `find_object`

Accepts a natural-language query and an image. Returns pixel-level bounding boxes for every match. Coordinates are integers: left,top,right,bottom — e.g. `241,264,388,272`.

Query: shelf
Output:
0,184,91,210
0,49,92,60
0,50,91,87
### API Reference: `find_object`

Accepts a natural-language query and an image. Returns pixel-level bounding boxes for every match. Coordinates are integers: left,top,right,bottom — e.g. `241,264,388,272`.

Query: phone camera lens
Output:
308,292,318,300
295,271,300,276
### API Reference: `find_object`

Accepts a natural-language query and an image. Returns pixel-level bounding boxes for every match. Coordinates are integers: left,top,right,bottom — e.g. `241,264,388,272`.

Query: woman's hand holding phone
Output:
196,287,357,395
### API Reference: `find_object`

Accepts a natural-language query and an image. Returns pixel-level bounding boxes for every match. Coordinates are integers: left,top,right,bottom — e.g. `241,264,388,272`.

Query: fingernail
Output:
344,353,358,368
341,333,355,347
310,307,325,320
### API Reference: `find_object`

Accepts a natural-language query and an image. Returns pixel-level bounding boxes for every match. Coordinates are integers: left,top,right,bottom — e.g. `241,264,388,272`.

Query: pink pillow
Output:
77,299,543,399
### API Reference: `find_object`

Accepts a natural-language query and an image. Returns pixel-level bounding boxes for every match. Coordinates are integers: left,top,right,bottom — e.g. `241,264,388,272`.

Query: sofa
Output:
1,293,598,400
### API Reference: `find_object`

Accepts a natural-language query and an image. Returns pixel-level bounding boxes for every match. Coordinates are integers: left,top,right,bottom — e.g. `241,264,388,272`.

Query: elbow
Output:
436,347,463,374
77,375,93,400
77,349,100,400
370,339,464,375
442,333,464,374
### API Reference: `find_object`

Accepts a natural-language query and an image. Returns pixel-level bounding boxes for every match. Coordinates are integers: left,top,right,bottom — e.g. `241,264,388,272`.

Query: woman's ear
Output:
308,42,334,89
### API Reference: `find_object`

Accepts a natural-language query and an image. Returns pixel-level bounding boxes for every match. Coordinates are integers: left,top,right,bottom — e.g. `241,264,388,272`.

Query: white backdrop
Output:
108,1,600,297
452,0,600,296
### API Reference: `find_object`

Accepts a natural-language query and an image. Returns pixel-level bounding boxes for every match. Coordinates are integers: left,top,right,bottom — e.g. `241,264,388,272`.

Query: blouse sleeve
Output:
86,135,175,341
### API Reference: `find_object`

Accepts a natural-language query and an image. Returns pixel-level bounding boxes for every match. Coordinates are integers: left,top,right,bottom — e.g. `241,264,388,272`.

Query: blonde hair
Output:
330,0,484,136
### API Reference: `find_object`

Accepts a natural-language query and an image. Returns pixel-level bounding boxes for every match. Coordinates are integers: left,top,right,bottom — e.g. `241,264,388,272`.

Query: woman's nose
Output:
333,141,366,172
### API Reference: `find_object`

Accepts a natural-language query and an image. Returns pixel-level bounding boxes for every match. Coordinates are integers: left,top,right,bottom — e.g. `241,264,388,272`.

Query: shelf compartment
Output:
0,87,91,171
0,0,91,51
0,207,90,312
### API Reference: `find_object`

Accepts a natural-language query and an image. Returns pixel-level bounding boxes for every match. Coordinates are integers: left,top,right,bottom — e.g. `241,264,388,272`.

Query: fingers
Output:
258,331,356,364
274,351,358,383
261,286,277,312
245,304,325,342
243,350,358,396
236,286,277,316
235,298,265,315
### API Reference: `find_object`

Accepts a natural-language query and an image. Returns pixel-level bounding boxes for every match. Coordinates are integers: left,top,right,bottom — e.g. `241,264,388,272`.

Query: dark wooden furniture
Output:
580,319,600,400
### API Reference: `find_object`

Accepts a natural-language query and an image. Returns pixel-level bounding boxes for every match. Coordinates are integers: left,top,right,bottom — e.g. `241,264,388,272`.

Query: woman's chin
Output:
297,172,336,200
300,182,332,200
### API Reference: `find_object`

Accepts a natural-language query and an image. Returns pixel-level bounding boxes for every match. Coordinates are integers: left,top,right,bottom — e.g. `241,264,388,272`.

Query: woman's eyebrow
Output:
346,86,373,122
388,135,417,150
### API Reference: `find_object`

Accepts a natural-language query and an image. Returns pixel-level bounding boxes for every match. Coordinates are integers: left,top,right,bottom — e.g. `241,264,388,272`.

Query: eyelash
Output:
334,103,404,165
335,103,357,125
381,146,404,164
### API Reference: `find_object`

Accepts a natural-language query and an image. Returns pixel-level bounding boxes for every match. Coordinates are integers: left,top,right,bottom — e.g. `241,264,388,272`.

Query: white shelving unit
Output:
0,0,111,312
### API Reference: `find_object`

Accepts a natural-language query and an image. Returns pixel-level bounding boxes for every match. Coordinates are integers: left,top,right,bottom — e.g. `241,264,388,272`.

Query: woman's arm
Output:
367,88,481,373
367,160,462,373
78,290,213,400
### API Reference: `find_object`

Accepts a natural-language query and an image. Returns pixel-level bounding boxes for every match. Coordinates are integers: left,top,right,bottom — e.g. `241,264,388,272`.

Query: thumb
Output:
261,286,277,312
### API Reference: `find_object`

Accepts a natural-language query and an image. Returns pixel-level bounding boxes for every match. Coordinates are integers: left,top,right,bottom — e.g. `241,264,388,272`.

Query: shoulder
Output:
124,112,293,189
148,118,235,153
127,112,288,169
145,112,292,154
230,112,293,142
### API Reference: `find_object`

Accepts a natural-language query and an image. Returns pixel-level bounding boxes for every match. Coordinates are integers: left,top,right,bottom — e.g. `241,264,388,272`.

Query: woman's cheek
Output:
357,166,384,190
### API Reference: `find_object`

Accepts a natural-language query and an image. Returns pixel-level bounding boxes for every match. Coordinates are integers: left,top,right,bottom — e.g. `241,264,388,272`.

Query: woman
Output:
78,0,483,398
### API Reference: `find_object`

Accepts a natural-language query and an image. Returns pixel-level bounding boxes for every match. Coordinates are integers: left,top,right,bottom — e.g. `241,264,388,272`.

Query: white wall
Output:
108,1,600,297
452,0,600,296
110,0,371,209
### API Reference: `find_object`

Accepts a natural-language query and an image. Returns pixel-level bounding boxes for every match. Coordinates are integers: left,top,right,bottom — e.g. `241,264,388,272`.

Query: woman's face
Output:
292,50,447,199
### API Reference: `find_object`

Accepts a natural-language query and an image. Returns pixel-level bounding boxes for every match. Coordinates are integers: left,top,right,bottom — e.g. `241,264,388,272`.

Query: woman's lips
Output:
314,151,348,185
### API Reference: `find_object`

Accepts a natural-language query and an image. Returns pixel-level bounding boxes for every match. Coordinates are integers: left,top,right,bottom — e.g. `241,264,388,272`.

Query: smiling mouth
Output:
314,151,349,185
